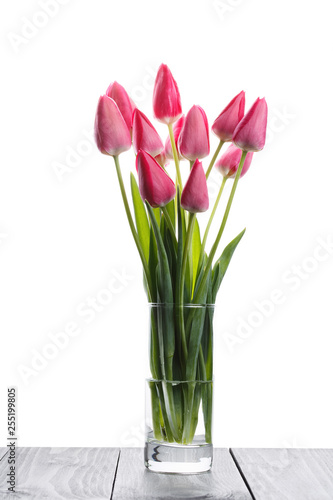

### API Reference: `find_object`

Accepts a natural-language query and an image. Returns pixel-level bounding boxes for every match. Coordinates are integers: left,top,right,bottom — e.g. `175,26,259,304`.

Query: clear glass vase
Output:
144,303,214,474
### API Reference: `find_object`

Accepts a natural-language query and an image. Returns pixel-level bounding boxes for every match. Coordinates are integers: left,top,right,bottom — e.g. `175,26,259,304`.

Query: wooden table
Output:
1,447,333,499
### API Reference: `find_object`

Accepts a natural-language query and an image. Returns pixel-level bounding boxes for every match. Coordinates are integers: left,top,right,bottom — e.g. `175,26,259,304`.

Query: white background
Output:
1,0,333,449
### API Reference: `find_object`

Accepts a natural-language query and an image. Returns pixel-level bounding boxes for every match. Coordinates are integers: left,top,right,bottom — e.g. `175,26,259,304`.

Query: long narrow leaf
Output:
146,203,175,362
192,218,201,296
185,271,211,381
165,199,175,229
212,228,246,302
148,226,158,303
153,207,161,226
130,173,150,263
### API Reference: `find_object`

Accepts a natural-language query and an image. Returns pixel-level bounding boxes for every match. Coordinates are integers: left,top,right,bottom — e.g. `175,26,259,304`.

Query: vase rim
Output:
146,378,214,384
148,302,215,308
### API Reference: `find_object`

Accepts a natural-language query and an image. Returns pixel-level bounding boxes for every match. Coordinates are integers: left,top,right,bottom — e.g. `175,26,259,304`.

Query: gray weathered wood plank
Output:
0,447,119,499
231,448,333,500
112,447,251,500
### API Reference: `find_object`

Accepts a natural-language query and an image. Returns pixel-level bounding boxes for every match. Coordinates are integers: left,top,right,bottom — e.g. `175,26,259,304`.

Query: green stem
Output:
114,156,153,299
168,123,183,191
205,140,224,179
194,151,248,303
199,176,227,266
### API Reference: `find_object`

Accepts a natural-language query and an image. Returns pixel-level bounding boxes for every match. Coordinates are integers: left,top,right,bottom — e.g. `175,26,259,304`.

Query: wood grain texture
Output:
231,448,333,500
112,447,251,500
0,447,119,499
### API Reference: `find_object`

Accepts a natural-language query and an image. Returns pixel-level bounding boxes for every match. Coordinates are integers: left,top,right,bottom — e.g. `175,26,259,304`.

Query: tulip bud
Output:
181,159,209,213
212,91,245,141
178,106,210,161
132,109,164,157
136,150,176,208
94,95,132,156
216,144,253,178
106,81,136,133
165,115,185,160
153,64,182,124
233,98,268,152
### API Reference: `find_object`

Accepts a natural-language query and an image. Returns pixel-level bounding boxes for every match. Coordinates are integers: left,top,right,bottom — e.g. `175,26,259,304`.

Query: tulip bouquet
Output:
95,65,267,452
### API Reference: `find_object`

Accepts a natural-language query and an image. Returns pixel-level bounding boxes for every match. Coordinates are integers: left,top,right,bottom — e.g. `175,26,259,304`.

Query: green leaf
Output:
175,190,183,305
130,173,150,263
165,230,177,292
148,226,158,303
212,228,246,302
193,253,208,300
185,269,212,381
165,199,175,229
153,207,161,226
192,218,201,296
145,203,175,362
185,255,191,304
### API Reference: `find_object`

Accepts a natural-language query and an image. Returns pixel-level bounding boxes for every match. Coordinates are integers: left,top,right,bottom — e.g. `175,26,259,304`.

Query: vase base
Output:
145,436,213,474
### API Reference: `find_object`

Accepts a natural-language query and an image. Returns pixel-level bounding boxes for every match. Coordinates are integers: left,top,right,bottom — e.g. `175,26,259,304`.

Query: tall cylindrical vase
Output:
145,303,214,474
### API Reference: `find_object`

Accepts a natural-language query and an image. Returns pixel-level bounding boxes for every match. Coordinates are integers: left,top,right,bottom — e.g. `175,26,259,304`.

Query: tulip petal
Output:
136,150,176,208
212,91,245,142
106,81,136,132
153,64,182,124
181,159,209,213
132,109,164,157
178,106,210,161
94,95,132,156
216,144,253,178
233,97,268,152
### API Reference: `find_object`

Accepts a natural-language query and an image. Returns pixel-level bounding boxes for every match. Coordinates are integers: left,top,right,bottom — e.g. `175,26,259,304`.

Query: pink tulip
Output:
181,159,209,213
212,91,245,141
178,105,210,161
132,109,164,157
94,95,132,156
233,98,268,152
215,144,254,178
106,81,136,133
136,150,176,208
153,64,182,124
165,115,185,160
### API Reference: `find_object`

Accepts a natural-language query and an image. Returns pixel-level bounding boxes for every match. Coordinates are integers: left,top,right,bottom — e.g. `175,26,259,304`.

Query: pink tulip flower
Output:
165,115,185,160
94,95,132,156
178,105,210,161
212,91,245,141
136,150,176,208
153,64,182,124
106,81,136,133
132,109,164,157
233,98,268,152
215,144,254,178
181,159,209,213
